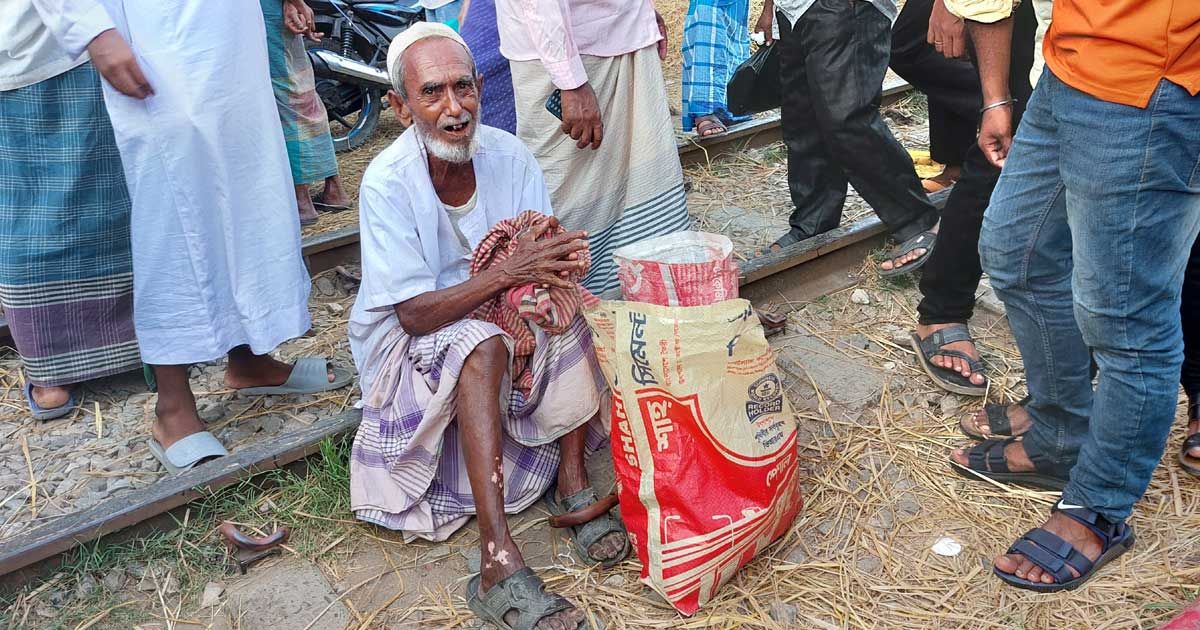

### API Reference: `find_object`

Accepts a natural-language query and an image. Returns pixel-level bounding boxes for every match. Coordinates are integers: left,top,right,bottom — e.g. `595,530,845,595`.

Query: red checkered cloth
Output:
469,211,598,394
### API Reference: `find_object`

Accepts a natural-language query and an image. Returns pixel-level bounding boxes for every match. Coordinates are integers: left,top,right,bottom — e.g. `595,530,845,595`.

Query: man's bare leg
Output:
151,364,206,448
557,420,628,562
295,184,319,225
461,337,584,630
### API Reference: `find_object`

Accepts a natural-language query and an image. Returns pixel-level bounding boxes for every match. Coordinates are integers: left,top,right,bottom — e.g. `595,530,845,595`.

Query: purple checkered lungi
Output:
350,316,608,541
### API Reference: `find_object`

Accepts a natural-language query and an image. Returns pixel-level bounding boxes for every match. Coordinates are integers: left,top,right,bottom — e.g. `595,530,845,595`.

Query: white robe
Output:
34,0,311,364
348,125,554,394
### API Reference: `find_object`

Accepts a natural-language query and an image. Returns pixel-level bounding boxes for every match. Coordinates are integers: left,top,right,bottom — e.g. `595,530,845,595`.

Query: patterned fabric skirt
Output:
681,0,752,132
512,46,691,297
0,63,140,387
350,317,608,541
261,0,339,184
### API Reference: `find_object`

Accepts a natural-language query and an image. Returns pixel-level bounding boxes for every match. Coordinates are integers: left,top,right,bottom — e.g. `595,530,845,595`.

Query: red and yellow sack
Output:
584,298,802,615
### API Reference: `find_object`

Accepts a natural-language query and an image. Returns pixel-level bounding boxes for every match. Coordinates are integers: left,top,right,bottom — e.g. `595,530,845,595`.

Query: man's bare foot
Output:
223,350,335,390
31,385,71,409
922,164,961,193
296,185,319,225
965,402,1032,438
556,461,628,563
916,322,985,386
315,175,351,207
950,438,1035,472
479,537,585,630
152,396,206,450
879,223,940,272
994,511,1103,584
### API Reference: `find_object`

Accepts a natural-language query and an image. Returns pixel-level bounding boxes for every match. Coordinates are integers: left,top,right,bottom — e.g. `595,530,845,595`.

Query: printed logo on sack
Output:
629,312,658,385
745,374,783,422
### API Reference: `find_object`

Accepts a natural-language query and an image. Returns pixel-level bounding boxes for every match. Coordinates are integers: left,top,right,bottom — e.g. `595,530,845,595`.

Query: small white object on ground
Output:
201,582,225,608
931,536,962,557
850,289,871,305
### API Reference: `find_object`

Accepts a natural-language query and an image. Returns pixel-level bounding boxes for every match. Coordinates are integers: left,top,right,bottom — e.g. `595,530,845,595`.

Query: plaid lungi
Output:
681,0,752,132
261,0,339,184
0,63,140,387
350,316,608,541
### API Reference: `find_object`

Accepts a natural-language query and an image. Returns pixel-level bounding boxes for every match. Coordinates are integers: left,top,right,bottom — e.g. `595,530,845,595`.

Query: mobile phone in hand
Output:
545,89,563,121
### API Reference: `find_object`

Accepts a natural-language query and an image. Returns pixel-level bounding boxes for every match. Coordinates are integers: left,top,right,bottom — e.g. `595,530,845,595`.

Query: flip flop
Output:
994,505,1135,592
879,230,937,278
693,115,728,138
312,201,352,213
24,381,76,421
148,431,228,475
466,567,595,630
544,487,630,568
237,357,354,396
748,230,806,261
911,326,987,396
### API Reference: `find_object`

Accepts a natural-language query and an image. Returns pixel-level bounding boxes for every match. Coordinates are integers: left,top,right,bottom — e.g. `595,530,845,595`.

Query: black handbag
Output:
726,44,781,116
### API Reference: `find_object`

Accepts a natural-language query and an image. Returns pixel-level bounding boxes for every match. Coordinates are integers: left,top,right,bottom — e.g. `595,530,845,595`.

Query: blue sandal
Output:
24,381,76,421
994,505,1135,592
950,437,1069,490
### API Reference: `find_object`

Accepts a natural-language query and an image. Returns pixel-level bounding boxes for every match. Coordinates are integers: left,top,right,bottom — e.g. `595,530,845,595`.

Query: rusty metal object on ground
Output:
756,304,789,337
219,521,290,574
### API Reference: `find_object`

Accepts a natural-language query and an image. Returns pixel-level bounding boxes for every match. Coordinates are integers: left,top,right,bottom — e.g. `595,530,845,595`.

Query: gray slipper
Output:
148,431,228,475
880,230,937,277
24,381,76,421
545,487,630,568
466,567,593,630
237,357,353,396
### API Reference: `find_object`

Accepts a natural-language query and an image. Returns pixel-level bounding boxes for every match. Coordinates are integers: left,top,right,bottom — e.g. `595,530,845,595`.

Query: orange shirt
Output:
1045,0,1200,108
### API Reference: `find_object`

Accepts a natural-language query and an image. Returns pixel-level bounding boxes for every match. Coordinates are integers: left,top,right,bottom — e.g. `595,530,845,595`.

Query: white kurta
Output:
34,0,311,364
348,125,554,394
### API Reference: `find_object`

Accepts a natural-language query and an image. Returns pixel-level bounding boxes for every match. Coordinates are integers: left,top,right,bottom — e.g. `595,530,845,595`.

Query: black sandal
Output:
1179,397,1200,477
545,487,630,568
960,395,1032,441
911,325,987,396
949,437,1069,491
466,567,592,630
749,230,806,261
879,230,936,278
994,505,1135,592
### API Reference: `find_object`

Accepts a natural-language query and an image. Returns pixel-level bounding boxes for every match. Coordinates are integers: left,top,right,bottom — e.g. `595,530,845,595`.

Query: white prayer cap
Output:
386,22,471,92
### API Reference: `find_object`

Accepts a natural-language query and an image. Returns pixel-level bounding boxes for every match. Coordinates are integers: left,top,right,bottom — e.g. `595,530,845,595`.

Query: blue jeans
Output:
424,0,462,28
979,70,1200,522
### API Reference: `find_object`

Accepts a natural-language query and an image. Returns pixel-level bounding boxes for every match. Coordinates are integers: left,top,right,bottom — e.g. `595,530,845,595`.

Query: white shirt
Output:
0,0,98,91
348,125,555,392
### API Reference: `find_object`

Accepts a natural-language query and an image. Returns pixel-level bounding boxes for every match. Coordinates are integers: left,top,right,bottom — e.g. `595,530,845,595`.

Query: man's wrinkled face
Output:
398,38,480,163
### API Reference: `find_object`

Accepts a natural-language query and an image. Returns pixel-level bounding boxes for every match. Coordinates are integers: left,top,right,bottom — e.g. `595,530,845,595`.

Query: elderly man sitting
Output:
348,24,628,630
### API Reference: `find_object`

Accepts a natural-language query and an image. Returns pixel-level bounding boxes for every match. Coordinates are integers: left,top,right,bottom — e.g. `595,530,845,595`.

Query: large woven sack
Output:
613,231,738,307
584,298,802,615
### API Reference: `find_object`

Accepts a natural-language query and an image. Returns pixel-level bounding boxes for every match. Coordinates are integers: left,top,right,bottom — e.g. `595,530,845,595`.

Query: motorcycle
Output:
306,0,424,152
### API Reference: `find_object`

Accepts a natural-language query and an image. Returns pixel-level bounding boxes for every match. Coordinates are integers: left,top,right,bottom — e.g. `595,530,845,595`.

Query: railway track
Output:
0,81,932,589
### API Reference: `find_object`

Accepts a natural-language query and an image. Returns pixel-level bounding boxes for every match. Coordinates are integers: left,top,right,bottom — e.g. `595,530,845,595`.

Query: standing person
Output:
497,0,690,297
681,0,752,137
34,0,352,473
458,0,516,134
753,0,941,278
948,0,1200,591
0,2,141,420
260,0,353,226
899,0,1037,396
887,0,981,192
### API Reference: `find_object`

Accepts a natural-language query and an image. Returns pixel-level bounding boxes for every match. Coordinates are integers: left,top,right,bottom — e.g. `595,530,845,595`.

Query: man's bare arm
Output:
967,18,1016,167
394,222,588,336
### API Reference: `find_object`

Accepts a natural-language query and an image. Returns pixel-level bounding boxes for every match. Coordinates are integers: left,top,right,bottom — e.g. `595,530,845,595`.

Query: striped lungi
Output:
261,0,339,184
681,0,752,132
0,63,140,387
511,45,691,298
350,316,607,541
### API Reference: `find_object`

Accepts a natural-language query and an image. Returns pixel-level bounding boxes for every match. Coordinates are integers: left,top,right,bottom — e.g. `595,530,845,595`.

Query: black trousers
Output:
916,0,1036,325
1183,237,1200,397
889,0,982,167
777,1,938,242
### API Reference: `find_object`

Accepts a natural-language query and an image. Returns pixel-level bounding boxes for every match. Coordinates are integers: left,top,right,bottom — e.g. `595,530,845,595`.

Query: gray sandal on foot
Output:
911,325,987,396
237,357,354,396
545,487,630,568
148,431,228,475
880,230,937,277
466,567,593,630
